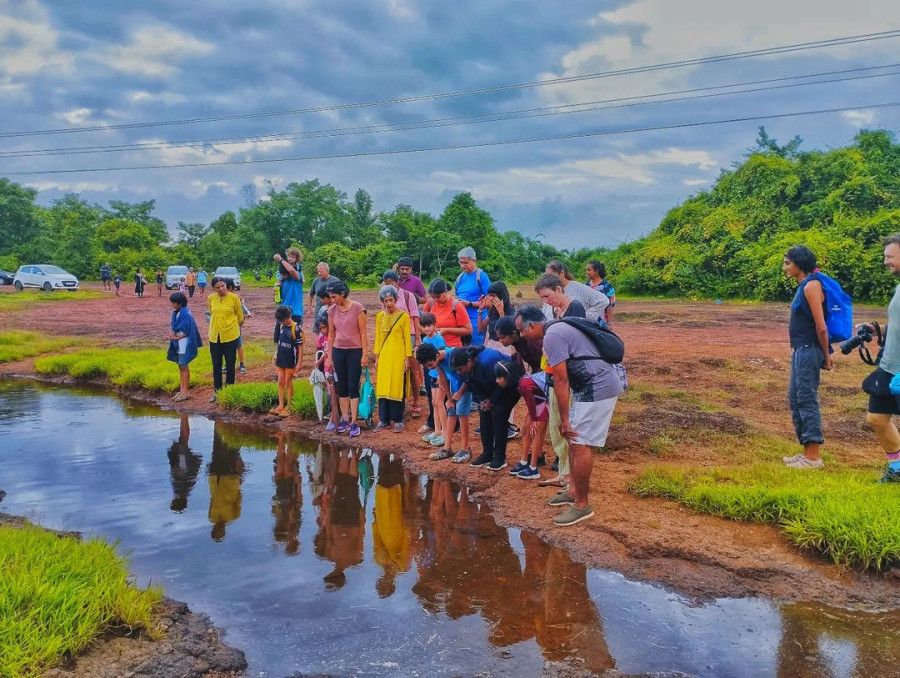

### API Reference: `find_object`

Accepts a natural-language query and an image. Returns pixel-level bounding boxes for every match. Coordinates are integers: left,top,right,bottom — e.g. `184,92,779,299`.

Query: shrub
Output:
217,380,317,418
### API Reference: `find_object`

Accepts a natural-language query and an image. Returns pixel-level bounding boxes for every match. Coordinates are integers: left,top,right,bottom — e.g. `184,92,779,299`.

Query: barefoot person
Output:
167,292,202,402
515,304,623,527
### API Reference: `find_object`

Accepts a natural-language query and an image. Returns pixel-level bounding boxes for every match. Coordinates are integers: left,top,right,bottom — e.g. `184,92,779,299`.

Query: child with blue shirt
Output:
420,313,447,448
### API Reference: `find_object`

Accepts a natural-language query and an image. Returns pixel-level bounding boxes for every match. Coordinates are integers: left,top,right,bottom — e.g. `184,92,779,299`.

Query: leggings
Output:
332,347,363,398
210,339,238,390
479,388,521,465
378,398,406,425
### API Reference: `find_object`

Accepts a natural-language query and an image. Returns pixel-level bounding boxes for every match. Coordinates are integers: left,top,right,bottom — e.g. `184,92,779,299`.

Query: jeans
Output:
479,388,521,465
210,339,238,391
378,398,405,425
788,345,824,445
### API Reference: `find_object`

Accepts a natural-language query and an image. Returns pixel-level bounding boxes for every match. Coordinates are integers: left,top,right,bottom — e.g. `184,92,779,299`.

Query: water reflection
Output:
167,415,202,513
207,427,245,542
272,433,302,555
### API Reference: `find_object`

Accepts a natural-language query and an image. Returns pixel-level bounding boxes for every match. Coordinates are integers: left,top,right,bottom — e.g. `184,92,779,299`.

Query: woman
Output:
156,270,164,297
479,281,515,354
382,269,422,416
326,281,368,438
536,274,586,320
423,279,472,349
585,260,615,322
207,276,244,402
134,268,145,298
545,261,608,322
166,292,202,402
373,286,413,433
455,247,491,346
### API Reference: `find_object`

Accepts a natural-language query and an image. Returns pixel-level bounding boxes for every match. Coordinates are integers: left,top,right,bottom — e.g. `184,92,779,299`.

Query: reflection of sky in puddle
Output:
1,381,897,678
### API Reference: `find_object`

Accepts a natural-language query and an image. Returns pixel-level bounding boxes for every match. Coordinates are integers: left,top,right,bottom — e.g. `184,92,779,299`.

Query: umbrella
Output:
308,350,327,421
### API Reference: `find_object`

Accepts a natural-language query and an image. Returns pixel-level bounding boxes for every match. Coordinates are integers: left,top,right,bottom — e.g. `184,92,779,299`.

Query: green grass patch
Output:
34,347,211,392
630,464,900,571
0,290,104,312
217,380,317,417
0,525,161,678
0,331,85,364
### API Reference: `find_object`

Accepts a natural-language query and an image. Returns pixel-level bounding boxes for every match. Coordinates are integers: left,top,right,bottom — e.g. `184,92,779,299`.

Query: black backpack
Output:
547,317,625,364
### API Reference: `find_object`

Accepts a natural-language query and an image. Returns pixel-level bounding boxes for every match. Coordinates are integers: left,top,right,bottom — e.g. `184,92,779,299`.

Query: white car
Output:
214,266,241,290
165,265,189,290
13,264,79,291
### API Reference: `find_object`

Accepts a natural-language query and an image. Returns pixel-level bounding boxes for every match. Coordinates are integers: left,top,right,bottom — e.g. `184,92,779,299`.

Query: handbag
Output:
358,367,375,420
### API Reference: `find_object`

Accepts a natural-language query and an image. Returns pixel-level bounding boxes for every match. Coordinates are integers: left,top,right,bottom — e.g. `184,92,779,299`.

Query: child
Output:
113,272,121,296
237,289,252,374
316,316,340,431
419,313,447,447
497,361,548,480
271,305,302,418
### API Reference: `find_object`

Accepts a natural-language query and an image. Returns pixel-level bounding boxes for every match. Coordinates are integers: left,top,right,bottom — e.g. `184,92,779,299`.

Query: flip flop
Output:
537,477,565,488
279,409,291,418
268,406,283,414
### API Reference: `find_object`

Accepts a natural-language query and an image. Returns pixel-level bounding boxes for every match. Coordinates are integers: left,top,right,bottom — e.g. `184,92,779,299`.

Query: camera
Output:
840,325,875,355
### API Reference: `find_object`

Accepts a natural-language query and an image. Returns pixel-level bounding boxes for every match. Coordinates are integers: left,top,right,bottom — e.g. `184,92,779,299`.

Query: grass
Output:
630,463,900,571
0,525,161,678
217,380,317,418
0,331,84,364
0,290,104,312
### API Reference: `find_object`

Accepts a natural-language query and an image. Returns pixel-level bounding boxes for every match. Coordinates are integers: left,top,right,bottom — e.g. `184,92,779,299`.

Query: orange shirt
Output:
424,296,468,348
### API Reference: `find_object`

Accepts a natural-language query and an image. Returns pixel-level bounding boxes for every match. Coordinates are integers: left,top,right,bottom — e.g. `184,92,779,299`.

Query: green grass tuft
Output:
0,290,105,312
0,525,161,678
217,380,317,418
630,464,900,571
0,331,85,364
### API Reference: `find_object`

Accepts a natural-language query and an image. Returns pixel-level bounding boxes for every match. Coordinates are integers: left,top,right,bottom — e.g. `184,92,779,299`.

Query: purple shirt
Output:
398,274,426,300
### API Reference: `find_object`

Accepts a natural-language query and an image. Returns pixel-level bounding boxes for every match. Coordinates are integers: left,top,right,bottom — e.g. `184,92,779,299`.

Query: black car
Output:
0,271,14,285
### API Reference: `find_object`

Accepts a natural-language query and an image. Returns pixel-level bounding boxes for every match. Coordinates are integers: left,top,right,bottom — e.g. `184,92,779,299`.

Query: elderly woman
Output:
545,261,609,322
373,285,413,433
207,276,244,402
455,247,491,346
383,270,422,415
326,281,368,438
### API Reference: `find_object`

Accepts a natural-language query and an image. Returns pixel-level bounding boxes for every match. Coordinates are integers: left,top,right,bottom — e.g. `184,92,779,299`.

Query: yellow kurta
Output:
373,310,412,401
208,292,244,343
373,484,410,573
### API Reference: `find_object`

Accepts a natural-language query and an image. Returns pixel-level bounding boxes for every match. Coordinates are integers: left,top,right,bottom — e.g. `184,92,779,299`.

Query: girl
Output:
316,315,340,432
156,270,164,297
372,286,412,433
479,281,515,354
498,361,549,480
419,313,447,447
134,268,145,298
326,281,368,438
271,305,302,418
167,292,203,402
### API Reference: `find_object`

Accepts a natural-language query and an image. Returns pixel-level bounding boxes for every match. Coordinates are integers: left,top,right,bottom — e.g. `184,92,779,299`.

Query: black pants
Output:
188,285,196,298
332,347,363,398
378,398,405,425
424,371,435,429
480,388,520,465
210,339,238,390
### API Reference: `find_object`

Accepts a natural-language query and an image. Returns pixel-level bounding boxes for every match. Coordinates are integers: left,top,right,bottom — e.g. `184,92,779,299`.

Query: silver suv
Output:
214,267,241,290
165,265,189,290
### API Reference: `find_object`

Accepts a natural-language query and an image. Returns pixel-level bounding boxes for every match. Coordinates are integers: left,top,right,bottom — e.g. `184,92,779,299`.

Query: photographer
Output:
858,234,900,484
782,246,831,470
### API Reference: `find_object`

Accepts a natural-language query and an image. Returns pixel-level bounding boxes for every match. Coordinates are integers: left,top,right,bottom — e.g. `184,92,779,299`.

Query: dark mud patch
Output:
698,357,728,368
827,417,873,444
824,384,862,397
606,401,747,451
614,311,663,323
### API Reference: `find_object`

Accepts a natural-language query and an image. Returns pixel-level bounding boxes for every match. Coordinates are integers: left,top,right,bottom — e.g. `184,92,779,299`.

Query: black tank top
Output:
789,278,821,348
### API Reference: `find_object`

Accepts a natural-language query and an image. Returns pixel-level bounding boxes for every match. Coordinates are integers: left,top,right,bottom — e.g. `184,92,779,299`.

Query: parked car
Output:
214,266,241,290
165,265,189,290
0,270,14,285
13,265,79,291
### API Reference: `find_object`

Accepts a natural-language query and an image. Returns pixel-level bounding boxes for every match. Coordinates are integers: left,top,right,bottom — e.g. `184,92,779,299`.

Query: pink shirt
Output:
328,301,365,349
394,287,420,319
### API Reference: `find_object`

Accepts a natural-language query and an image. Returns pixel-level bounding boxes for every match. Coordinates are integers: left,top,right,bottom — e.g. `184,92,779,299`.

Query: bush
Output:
217,380,317,418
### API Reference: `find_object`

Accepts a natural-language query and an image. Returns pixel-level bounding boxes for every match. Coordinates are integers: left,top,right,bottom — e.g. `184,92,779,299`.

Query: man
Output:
516,304,623,526
455,247,491,346
308,262,341,322
275,248,304,326
585,260,615,323
397,257,427,304
860,234,900,483
99,262,112,291
185,268,197,298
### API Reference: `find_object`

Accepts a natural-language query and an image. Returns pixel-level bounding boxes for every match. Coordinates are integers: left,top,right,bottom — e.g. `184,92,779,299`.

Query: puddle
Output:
1,380,898,677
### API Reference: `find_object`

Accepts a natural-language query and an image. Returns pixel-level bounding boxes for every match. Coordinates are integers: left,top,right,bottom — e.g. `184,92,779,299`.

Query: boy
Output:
419,313,447,448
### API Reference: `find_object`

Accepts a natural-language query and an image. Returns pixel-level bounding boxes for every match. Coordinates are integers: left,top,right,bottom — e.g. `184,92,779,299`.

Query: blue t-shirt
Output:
422,334,447,379
197,271,208,285
280,269,305,318
436,347,464,392
454,269,491,329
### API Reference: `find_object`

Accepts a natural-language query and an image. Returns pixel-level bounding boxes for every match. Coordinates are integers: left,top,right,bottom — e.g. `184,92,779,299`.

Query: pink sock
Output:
887,450,900,461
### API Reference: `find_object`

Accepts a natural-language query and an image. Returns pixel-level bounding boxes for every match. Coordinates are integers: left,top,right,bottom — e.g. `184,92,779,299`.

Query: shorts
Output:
177,353,192,367
447,391,473,417
569,396,618,447
864,367,900,415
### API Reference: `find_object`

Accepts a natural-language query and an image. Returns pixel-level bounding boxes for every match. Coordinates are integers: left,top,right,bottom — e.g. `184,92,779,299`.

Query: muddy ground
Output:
1,282,898,674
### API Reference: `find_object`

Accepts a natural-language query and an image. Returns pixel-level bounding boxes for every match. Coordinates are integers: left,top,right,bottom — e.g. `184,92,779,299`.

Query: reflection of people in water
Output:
167,414,202,512
207,425,245,542
372,452,411,597
313,447,365,589
272,433,302,555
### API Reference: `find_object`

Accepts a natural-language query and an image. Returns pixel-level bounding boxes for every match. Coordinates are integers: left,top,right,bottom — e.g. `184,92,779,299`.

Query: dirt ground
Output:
2,281,898,614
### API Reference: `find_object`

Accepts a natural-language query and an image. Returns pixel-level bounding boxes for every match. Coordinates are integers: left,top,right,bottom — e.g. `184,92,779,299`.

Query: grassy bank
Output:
630,464,900,571
0,331,84,364
0,290,105,312
217,380,317,418
0,525,161,678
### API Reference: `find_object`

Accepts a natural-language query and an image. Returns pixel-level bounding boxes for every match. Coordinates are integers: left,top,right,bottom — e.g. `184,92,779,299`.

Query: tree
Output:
96,219,156,253
749,126,803,158
177,221,212,248
0,179,40,256
348,188,380,248
108,199,169,244
46,194,106,278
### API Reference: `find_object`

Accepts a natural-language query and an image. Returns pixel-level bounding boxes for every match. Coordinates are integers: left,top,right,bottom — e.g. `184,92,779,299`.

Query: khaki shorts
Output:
569,396,618,447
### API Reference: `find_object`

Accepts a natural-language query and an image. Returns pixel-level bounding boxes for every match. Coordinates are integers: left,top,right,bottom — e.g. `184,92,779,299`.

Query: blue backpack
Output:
795,272,853,344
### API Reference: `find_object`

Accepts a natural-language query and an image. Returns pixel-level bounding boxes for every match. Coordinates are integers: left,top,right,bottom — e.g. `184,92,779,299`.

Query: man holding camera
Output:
859,234,900,483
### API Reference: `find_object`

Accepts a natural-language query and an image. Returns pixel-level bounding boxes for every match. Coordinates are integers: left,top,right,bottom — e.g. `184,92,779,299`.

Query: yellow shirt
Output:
208,292,244,343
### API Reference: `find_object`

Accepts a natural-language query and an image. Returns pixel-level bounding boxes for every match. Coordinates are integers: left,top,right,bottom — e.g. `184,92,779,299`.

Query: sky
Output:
1,0,899,248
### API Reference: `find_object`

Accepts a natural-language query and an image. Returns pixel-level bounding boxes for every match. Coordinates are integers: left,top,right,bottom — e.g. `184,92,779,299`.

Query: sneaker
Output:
393,423,405,433
221,366,227,373
553,505,595,527
430,436,445,448
470,453,492,468
784,456,824,469
551,458,559,473
430,448,453,461
372,422,389,433
451,449,472,464
417,424,433,434
509,461,529,476
208,393,217,403
419,386,428,396
239,364,248,374
337,420,350,434
423,432,436,443
474,426,482,435
507,425,520,439
487,460,508,472
325,420,337,432
782,453,804,464
879,467,900,483
547,491,575,507
349,423,361,438
517,466,540,480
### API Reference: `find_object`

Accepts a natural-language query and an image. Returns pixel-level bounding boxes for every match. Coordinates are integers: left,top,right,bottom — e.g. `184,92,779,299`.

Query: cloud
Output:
89,24,216,77
841,109,876,126
683,178,709,187
0,0,73,77
129,90,188,105
55,107,93,124
144,137,295,165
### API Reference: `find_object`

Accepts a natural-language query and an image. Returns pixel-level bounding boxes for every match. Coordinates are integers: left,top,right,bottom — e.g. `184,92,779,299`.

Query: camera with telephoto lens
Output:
840,325,875,355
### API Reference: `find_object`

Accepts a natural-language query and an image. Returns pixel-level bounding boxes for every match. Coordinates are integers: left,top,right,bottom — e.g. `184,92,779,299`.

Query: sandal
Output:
278,409,291,418
537,476,565,488
268,406,283,414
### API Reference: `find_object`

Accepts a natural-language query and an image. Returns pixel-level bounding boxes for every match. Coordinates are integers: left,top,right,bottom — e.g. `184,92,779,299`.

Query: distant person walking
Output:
545,261,609,322
455,247,491,346
185,268,197,298
207,276,244,402
156,270,164,297
99,263,112,291
113,271,121,296
326,281,368,438
372,285,413,432
134,269,146,298
167,292,203,402
585,261,616,323
197,269,208,296
308,262,341,323
397,256,427,304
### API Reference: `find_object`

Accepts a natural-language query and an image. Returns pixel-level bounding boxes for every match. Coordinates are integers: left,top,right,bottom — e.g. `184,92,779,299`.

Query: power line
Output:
8,101,898,177
4,64,899,159
2,29,899,139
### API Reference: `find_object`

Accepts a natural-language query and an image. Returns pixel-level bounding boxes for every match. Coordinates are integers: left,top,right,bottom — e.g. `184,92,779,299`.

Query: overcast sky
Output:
2,0,899,248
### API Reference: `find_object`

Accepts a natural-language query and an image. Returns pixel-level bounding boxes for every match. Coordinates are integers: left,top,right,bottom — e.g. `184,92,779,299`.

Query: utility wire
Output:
7,101,898,177
1,29,899,139
3,64,899,159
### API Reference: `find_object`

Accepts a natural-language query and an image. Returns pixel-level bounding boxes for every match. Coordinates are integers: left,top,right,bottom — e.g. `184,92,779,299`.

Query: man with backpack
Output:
782,246,833,470
515,304,623,527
